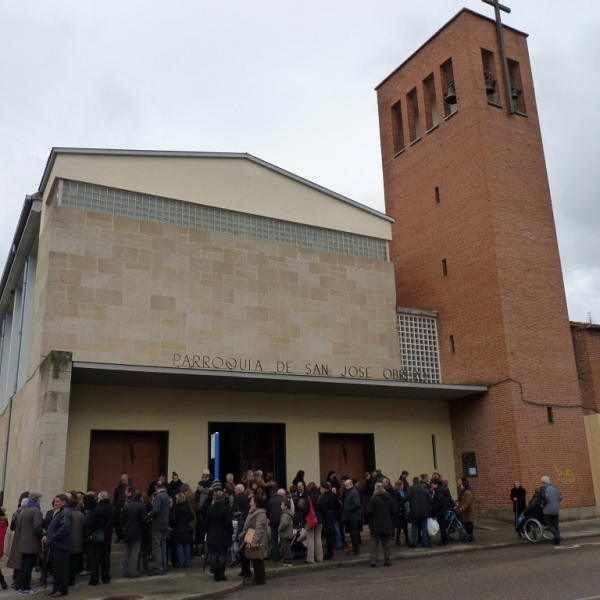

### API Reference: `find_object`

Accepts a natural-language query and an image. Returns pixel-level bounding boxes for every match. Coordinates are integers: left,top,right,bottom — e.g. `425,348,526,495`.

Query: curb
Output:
179,581,244,600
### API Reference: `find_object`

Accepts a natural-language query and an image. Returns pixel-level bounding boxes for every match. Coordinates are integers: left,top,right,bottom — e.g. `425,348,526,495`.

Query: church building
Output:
1,7,599,521
0,148,483,506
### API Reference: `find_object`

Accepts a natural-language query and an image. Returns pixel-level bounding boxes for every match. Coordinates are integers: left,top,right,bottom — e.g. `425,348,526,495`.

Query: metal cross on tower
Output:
482,0,514,114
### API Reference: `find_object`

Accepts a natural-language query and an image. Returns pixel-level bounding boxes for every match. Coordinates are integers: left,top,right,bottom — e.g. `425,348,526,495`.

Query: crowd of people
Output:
3,467,481,593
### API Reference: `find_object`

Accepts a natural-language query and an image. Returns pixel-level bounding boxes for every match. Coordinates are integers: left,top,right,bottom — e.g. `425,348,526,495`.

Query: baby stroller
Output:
515,490,553,543
290,527,307,558
445,509,474,543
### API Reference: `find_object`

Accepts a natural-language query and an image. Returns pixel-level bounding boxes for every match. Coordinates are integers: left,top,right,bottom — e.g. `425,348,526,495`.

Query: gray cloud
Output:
1,0,598,321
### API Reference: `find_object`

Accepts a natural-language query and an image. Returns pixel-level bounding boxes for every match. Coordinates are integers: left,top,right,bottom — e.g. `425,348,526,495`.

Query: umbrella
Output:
41,548,51,590
202,549,211,573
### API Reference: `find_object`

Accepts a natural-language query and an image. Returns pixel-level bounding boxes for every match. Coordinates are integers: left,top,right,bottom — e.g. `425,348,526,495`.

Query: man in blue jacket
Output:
540,476,563,545
42,494,73,597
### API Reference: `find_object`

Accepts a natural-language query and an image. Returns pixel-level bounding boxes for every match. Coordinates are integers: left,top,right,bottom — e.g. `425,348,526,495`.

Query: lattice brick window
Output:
397,308,441,383
55,179,389,261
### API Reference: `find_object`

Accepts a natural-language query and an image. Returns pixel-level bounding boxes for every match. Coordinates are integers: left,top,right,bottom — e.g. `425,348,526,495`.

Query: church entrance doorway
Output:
208,422,286,489
88,430,169,495
319,433,375,485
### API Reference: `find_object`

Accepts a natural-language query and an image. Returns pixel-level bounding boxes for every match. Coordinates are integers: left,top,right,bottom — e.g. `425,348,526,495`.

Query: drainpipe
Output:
1,258,29,499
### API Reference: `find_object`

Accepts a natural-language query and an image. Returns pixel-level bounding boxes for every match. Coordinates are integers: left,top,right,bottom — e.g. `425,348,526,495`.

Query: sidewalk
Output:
4,517,600,600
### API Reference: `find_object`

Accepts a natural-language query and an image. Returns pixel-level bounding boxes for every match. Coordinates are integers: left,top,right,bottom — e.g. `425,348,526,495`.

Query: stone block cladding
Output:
35,205,401,379
376,10,594,510
1,352,72,513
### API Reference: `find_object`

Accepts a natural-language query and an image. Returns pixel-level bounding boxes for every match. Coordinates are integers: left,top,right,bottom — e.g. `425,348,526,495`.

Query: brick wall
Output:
571,323,600,413
377,10,594,510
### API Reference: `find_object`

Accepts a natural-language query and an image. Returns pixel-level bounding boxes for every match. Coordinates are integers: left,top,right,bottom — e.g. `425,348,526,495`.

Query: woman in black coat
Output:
318,483,338,560
205,491,233,582
431,480,449,546
292,470,305,487
168,472,183,498
169,493,194,568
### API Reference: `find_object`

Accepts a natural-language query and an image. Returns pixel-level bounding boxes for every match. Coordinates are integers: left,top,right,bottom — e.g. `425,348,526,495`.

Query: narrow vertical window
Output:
449,335,455,353
442,259,448,277
422,74,439,131
391,100,405,155
547,406,554,424
435,187,440,204
406,88,421,143
481,49,500,105
508,59,526,114
431,435,438,470
440,58,458,117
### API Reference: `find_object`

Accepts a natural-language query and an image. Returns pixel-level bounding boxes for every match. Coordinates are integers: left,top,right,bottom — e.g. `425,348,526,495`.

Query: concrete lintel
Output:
397,306,439,318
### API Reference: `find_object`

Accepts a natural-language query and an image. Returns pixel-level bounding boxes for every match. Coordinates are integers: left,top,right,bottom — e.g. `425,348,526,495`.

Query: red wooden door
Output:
319,435,365,486
88,431,165,496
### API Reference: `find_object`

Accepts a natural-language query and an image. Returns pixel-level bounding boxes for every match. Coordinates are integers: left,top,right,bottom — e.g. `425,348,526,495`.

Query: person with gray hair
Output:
224,474,235,496
540,476,563,545
16,492,43,595
86,490,119,585
365,482,394,567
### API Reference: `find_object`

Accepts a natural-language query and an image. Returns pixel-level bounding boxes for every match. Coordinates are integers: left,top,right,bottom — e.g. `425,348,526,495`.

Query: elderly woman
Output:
457,477,476,541
238,495,268,586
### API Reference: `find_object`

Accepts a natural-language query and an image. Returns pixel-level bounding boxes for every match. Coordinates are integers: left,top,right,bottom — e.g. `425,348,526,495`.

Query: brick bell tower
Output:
376,8,594,515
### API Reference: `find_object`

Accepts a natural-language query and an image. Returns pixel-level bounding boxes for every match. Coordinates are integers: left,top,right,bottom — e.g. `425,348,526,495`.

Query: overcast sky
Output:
1,1,598,322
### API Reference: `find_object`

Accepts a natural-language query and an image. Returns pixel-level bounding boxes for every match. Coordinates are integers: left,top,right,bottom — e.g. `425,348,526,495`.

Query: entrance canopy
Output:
71,362,487,401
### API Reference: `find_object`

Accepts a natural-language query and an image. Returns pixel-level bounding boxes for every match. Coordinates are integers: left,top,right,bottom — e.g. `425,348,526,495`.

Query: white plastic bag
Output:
427,517,440,536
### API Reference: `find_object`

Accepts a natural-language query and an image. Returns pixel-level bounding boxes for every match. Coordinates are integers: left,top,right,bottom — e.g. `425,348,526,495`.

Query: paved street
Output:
226,536,600,600
3,519,600,600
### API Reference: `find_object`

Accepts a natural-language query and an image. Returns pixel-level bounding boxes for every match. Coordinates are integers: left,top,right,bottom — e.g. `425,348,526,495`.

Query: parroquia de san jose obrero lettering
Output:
172,354,431,383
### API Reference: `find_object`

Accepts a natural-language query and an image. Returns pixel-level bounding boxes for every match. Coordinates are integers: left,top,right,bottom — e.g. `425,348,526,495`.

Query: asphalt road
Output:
226,536,600,600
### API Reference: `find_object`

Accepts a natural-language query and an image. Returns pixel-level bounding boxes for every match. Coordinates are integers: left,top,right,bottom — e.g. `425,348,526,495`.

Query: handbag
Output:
305,497,318,530
91,529,105,544
244,527,256,546
427,517,440,536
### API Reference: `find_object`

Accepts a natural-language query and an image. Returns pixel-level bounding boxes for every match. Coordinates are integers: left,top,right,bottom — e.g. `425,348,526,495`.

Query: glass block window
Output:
397,312,441,383
57,180,388,261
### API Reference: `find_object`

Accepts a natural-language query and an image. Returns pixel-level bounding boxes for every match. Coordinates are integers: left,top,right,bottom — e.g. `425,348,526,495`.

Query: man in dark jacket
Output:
365,483,394,566
267,489,286,562
17,492,44,594
86,491,119,585
147,474,166,498
405,477,432,548
431,480,449,546
342,479,361,555
232,485,249,522
43,494,73,597
149,482,170,575
113,474,134,542
120,491,147,578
